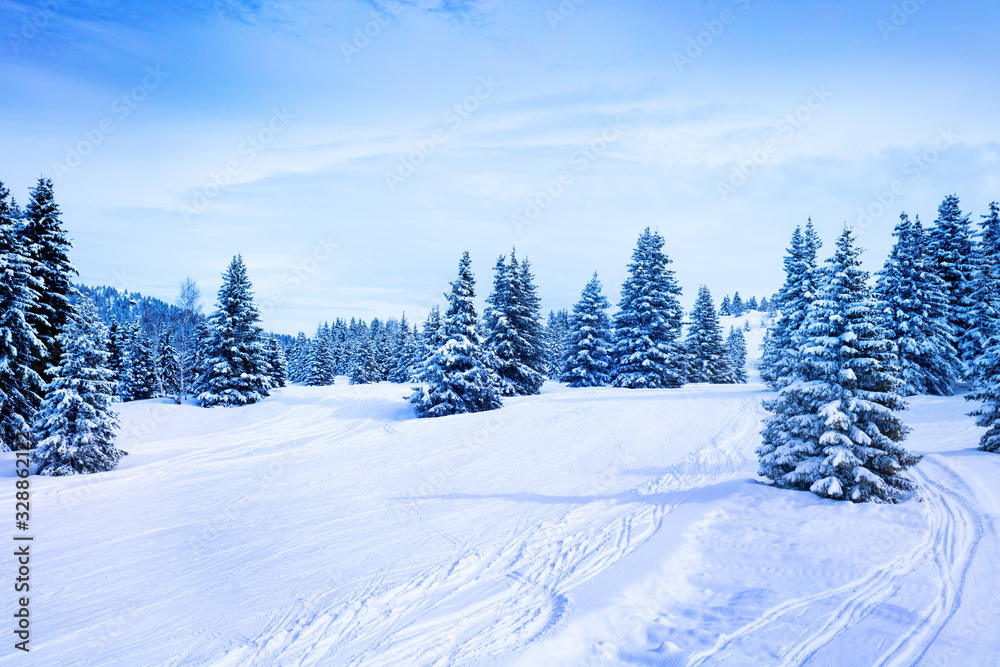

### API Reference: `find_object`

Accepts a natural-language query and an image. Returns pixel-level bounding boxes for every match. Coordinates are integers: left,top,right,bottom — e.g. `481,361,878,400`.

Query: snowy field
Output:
3,317,1000,666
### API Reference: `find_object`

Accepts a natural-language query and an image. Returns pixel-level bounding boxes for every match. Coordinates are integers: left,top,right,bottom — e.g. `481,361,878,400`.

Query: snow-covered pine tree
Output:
197,255,272,407
875,213,959,396
350,333,380,385
731,291,744,317
387,314,415,382
962,202,1000,370
727,326,748,383
369,318,389,382
719,294,732,316
544,309,570,378
306,323,335,386
685,285,735,384
483,251,546,396
266,336,288,387
757,229,921,503
288,332,309,382
21,177,77,383
121,324,158,401
759,222,822,388
611,228,685,388
747,295,758,311
156,327,182,400
31,296,125,475
560,272,614,387
410,252,502,417
760,296,770,312
0,180,45,450
928,194,978,371
743,319,751,332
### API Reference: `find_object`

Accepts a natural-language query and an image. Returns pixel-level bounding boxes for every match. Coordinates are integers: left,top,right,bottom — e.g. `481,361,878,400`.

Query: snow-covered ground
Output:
3,315,999,666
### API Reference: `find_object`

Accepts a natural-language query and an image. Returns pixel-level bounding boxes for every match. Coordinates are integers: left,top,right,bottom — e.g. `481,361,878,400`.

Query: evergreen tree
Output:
197,255,272,407
544,309,570,378
266,335,288,388
759,222,822,388
611,228,685,388
387,314,417,383
0,181,45,450
350,334,380,385
685,285,735,384
875,213,959,396
747,295,758,311
928,194,977,371
727,326,748,383
31,297,125,475
743,319,751,332
21,177,77,383
306,323,335,386
484,251,546,396
156,327,183,400
760,296,770,312
962,202,1000,369
719,294,732,316
560,273,614,387
289,332,310,382
731,291,744,317
410,252,502,417
121,325,158,401
757,229,920,503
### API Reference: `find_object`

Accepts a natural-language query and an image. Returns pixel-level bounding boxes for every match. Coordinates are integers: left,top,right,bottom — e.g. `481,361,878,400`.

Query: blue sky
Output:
2,0,999,333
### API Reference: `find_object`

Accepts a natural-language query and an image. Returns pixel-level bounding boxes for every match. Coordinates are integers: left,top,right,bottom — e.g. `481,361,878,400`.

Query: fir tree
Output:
962,202,1000,369
759,222,822,388
0,181,45,450
685,285,735,384
719,294,732,316
350,334,380,385
611,228,685,388
760,296,770,312
483,251,546,396
21,177,77,383
560,273,614,387
31,297,125,475
121,325,158,401
875,213,959,396
731,291,744,317
156,327,183,400
387,314,417,383
743,319,751,332
266,336,288,388
544,309,570,378
306,323,335,386
928,194,978,371
197,255,272,407
757,229,921,503
410,252,502,417
727,326,748,384
747,295,758,311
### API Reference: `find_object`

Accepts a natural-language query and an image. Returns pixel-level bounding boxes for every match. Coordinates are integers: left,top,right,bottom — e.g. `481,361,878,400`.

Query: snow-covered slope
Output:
3,312,998,666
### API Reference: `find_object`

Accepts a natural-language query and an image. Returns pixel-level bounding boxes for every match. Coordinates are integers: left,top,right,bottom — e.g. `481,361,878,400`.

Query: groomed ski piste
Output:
4,312,999,666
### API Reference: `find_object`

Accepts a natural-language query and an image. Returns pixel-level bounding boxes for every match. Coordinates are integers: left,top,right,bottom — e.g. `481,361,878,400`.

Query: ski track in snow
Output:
685,450,986,667
208,392,766,667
